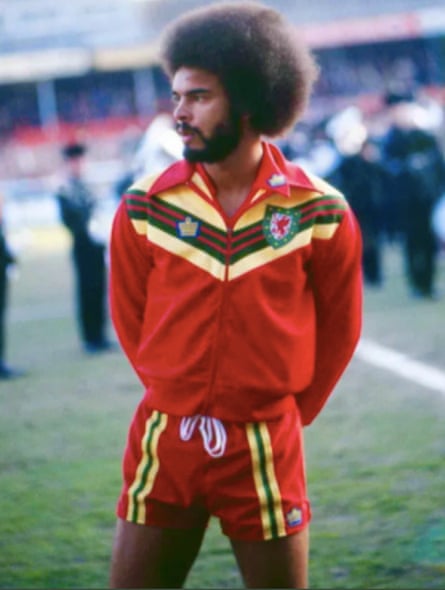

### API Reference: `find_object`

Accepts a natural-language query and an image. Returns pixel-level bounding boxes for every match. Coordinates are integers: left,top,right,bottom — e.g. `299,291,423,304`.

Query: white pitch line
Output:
355,338,445,396
8,305,445,397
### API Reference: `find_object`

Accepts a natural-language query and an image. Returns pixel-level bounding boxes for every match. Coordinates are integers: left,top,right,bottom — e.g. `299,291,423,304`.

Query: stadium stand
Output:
0,0,444,223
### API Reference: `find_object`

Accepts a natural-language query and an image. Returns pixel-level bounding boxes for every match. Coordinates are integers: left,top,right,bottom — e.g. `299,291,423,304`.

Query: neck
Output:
203,134,264,194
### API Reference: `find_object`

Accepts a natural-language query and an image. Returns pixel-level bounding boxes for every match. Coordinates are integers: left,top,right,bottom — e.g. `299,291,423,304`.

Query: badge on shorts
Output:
263,205,300,249
286,507,303,527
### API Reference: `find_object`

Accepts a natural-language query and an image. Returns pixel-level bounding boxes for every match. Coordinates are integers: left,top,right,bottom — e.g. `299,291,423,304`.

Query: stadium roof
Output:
0,0,444,83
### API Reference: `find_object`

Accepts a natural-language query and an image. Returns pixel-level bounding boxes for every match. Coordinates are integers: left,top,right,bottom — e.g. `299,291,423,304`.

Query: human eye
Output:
191,90,209,103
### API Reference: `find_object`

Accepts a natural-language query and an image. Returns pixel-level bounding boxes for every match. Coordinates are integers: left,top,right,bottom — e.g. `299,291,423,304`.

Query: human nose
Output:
173,97,190,122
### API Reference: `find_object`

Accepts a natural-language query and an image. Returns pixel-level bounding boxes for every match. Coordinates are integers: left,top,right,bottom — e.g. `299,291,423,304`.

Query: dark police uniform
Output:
56,143,112,352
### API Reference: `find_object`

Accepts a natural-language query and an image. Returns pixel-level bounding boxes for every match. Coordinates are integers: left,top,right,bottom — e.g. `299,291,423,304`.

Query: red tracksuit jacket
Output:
109,142,362,425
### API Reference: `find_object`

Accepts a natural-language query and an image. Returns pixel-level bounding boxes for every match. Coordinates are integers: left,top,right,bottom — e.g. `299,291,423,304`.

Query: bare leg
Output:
109,518,206,588
230,526,309,588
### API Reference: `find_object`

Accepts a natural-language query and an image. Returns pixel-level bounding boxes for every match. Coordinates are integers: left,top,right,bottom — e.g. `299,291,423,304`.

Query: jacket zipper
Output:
185,179,231,415
186,179,260,415
203,221,233,415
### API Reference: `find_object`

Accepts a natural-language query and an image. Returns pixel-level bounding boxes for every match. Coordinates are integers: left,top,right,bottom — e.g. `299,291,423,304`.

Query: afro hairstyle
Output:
160,1,319,137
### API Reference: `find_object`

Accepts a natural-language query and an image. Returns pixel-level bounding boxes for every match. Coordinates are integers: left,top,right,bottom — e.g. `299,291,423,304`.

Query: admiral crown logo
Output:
267,173,286,188
286,507,303,527
177,216,200,238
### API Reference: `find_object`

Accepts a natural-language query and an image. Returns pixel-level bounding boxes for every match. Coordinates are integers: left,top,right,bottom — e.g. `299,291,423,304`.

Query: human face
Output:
66,156,84,178
171,67,242,163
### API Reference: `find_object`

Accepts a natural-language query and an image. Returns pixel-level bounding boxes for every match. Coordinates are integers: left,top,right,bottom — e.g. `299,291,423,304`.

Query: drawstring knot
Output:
179,415,227,458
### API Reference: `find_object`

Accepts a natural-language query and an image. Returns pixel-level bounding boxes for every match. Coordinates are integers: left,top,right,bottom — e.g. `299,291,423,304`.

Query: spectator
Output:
380,91,445,298
55,142,115,353
328,107,385,286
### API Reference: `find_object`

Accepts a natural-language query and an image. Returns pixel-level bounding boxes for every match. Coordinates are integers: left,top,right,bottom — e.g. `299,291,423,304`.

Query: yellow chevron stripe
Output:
126,411,168,524
250,188,267,204
131,218,340,280
229,227,311,280
246,423,286,539
129,171,165,194
230,221,340,279
131,219,148,236
313,222,340,239
160,185,226,230
301,169,344,198
190,172,216,202
234,191,320,231
146,224,226,280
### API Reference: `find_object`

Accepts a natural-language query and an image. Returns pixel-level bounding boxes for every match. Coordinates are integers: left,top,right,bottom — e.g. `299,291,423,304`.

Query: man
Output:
327,108,385,287
380,90,445,299
109,3,363,587
55,142,113,353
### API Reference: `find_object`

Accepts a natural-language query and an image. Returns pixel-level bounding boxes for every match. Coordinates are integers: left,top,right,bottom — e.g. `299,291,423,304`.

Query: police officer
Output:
56,142,114,353
381,91,445,298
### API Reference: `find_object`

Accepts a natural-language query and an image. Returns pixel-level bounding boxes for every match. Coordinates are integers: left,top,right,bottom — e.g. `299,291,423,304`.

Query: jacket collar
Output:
146,141,318,199
251,141,318,198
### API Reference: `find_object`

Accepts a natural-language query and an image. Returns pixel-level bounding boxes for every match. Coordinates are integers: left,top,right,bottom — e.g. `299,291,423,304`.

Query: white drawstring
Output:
179,415,227,458
179,416,200,441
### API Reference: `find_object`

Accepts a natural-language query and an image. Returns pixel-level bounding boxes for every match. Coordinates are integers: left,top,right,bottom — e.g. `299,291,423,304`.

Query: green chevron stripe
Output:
125,192,346,269
148,213,227,263
149,197,226,248
230,237,269,264
229,213,344,263
126,189,147,197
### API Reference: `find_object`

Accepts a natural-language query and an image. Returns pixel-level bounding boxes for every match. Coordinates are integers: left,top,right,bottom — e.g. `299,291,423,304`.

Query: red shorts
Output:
116,399,311,541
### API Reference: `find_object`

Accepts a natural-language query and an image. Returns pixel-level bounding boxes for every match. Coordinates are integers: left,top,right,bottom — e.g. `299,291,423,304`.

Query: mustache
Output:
175,121,192,134
175,121,204,139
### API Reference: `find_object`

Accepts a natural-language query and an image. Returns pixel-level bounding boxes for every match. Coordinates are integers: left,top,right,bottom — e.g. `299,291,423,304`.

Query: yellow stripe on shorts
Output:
246,422,286,539
126,410,168,524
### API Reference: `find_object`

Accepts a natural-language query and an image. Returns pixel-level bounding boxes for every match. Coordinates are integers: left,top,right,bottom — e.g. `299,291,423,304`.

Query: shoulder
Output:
120,160,194,225
271,143,345,204
124,160,193,202
286,162,346,207
299,168,343,199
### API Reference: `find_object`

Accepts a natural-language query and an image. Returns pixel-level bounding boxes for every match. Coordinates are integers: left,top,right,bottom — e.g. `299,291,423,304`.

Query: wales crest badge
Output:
263,205,300,249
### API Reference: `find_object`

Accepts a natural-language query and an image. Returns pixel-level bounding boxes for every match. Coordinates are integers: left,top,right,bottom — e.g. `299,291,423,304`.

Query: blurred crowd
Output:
0,48,440,181
278,89,445,298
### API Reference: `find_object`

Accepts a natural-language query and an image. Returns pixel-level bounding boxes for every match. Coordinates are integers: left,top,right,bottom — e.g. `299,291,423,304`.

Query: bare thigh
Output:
109,518,206,589
230,526,310,588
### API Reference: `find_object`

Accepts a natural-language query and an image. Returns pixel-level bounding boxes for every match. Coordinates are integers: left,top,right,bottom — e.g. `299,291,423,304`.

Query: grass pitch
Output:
1,228,444,588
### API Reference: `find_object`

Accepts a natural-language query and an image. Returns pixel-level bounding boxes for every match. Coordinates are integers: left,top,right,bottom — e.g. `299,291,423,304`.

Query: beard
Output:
177,110,242,163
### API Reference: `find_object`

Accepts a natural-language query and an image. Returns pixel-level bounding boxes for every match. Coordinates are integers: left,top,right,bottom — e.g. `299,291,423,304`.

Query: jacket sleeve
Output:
109,197,152,386
296,205,363,426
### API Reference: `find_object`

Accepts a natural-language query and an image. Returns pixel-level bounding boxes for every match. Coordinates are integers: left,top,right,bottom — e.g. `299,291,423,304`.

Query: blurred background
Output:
0,0,444,233
1,3,445,587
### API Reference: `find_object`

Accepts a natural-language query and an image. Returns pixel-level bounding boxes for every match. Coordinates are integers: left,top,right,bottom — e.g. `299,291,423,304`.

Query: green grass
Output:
1,228,445,588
